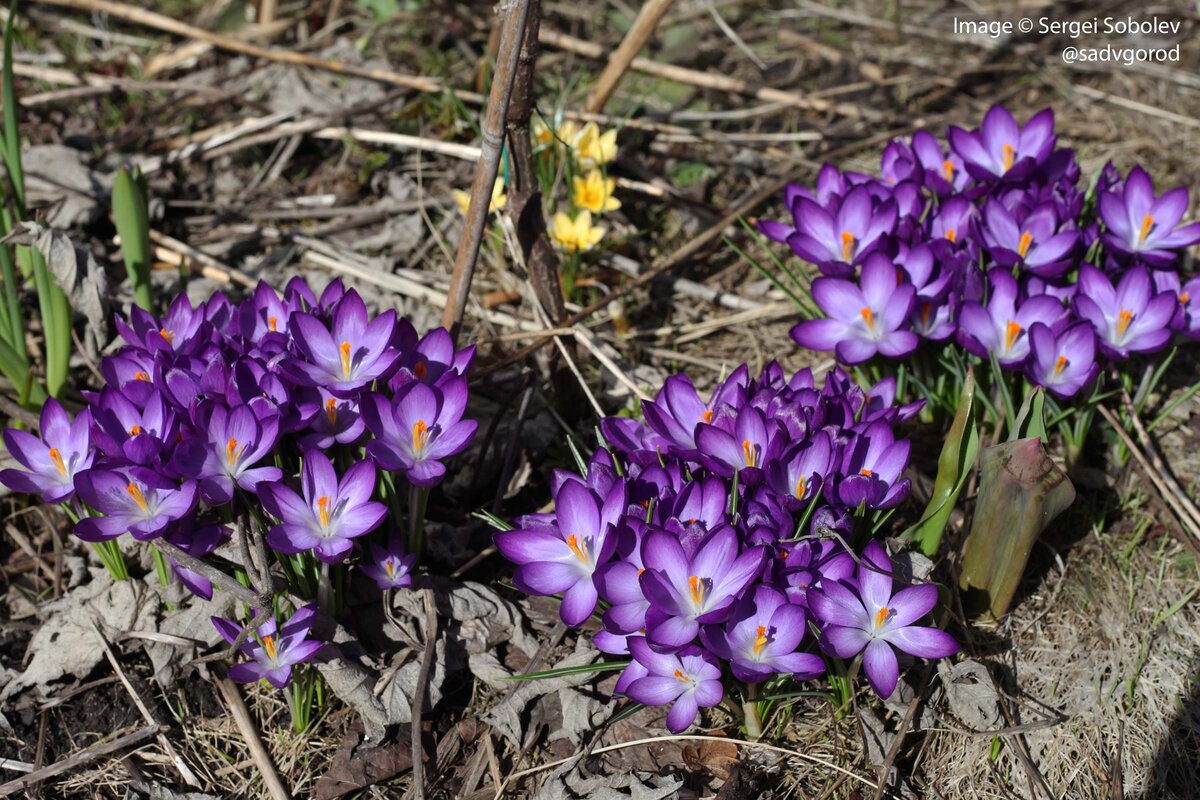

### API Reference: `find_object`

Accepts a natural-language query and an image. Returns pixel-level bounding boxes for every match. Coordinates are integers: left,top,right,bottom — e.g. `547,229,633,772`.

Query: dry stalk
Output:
585,0,678,113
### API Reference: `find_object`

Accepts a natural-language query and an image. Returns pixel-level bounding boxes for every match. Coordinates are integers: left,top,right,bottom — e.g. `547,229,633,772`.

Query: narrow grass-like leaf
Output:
112,166,153,309
605,701,645,726
471,509,513,531
1010,386,1047,443
501,660,629,681
902,368,979,556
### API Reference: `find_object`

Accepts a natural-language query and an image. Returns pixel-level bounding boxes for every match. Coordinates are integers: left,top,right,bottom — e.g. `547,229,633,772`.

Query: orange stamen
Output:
48,448,67,477
794,476,807,499
134,371,150,381
1054,355,1068,375
317,496,331,528
159,328,175,344
225,437,241,466
130,425,142,436
1180,292,1190,305
1139,214,1154,244
566,534,590,564
414,362,427,380
324,398,338,426
1002,143,1015,172
412,419,430,454
1017,231,1033,259
701,409,713,424
339,341,352,377
753,625,769,655
126,482,148,512
861,306,875,333
945,228,957,243
1117,309,1134,336
384,559,395,578
1004,321,1022,352
673,668,692,684
268,316,277,332
860,468,873,477
874,607,892,630
262,635,277,659
742,439,756,468
840,231,855,262
688,575,705,607
942,160,954,182
920,303,932,327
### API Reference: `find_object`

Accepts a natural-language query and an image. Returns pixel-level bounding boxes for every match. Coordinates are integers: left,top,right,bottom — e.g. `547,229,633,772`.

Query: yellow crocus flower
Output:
532,117,554,148
550,210,605,254
571,170,620,214
452,178,507,216
574,122,618,169
555,120,578,152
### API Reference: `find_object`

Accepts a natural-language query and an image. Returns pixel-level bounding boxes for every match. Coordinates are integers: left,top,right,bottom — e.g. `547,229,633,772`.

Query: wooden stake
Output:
585,0,677,113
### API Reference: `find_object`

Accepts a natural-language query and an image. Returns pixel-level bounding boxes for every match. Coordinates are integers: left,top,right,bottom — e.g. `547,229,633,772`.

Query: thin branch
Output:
0,726,160,797
410,588,439,800
584,0,678,113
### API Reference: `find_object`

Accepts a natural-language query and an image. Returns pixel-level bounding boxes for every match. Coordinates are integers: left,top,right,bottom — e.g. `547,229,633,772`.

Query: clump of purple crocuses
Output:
762,105,1200,446
496,363,958,734
0,278,477,694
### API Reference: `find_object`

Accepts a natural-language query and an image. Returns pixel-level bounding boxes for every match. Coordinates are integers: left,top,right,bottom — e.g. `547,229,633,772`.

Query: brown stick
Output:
0,725,160,797
441,0,533,343
214,677,292,800
37,0,482,102
585,0,677,113
542,28,864,120
410,588,439,800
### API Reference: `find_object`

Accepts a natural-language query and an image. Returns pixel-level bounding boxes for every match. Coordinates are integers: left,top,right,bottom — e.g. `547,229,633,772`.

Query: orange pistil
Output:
1139,214,1155,244
126,482,148,512
1017,231,1034,259
48,447,67,477
134,371,150,382
637,567,645,576
262,635,277,659
942,160,955,182
384,559,396,578
1004,321,1022,352
566,534,590,564
225,437,242,466
324,398,338,426
860,306,876,333
268,316,278,332
945,228,957,243
860,467,873,477
1117,309,1134,336
753,625,769,656
873,607,893,630
673,668,692,684
1054,355,1068,376
412,419,430,454
130,425,143,436
1002,143,1015,173
339,341,353,377
742,439,757,468
840,231,855,263
688,575,706,607
779,549,790,560
701,409,713,424
794,476,807,499
159,328,175,345
1181,292,1191,306
317,496,331,528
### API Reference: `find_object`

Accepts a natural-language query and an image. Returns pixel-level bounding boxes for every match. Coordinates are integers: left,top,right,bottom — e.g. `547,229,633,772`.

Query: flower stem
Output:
408,484,429,559
91,540,128,581
742,683,764,740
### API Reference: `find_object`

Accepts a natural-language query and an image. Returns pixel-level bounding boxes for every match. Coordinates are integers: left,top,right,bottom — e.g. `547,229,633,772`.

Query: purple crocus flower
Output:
766,431,833,510
1178,276,1200,338
1099,165,1200,266
362,378,477,487
115,293,211,357
172,403,283,504
810,542,958,699
694,405,782,481
1025,322,1098,399
361,534,418,589
947,105,1055,181
298,388,365,449
790,253,919,365
639,526,767,650
260,450,386,563
836,421,911,510
73,467,198,541
494,479,626,625
623,637,723,733
0,398,93,503
783,186,897,277
287,290,400,395
91,387,177,466
211,604,324,689
911,129,969,195
701,585,824,683
777,538,855,608
389,326,475,390
163,519,228,600
979,202,1077,278
641,368,747,455
956,269,1067,366
1072,264,1175,358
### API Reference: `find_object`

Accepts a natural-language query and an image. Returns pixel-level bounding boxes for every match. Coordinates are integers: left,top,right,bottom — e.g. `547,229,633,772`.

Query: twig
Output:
410,588,439,800
442,0,533,343
494,734,877,798
585,0,677,113
541,28,864,119
0,725,160,797
214,677,292,800
37,0,482,102
147,229,256,288
869,668,928,800
89,622,200,787
1119,390,1200,530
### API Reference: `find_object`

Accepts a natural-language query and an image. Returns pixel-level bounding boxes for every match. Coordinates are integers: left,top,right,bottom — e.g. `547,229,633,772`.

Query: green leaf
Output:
355,0,399,23
902,368,979,556
1,4,25,211
501,660,629,681
1010,386,1047,443
471,509,513,532
112,165,153,310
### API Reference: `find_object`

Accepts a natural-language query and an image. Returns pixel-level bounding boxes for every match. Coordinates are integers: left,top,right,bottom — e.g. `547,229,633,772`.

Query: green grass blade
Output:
112,166,153,309
501,660,629,681
1,5,25,211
